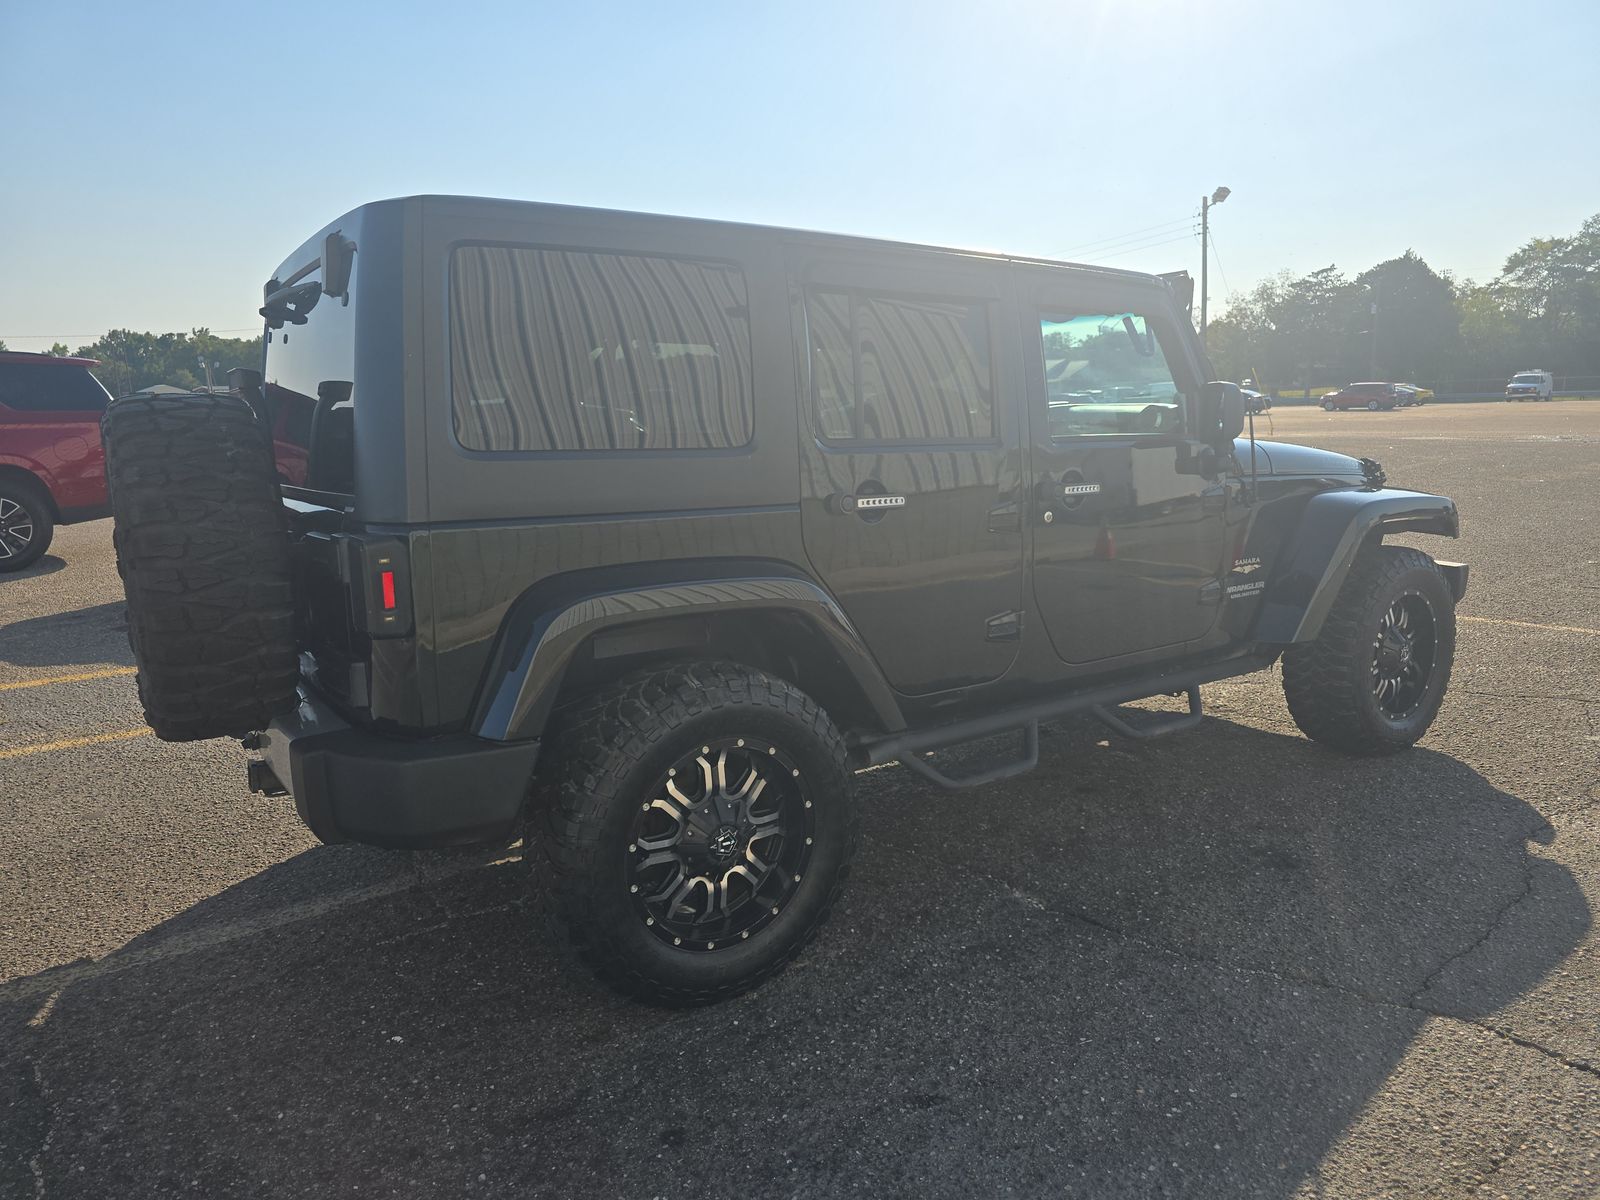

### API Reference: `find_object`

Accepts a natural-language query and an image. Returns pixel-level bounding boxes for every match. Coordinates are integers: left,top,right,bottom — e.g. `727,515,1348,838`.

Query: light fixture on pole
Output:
1200,186,1230,347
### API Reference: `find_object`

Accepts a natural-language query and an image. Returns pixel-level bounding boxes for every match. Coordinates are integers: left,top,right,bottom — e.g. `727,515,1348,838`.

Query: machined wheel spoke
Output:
668,874,715,921
643,863,687,904
636,849,682,873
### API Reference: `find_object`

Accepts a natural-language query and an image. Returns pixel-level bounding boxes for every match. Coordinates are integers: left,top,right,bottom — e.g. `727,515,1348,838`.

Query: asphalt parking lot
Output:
3,401,1597,1199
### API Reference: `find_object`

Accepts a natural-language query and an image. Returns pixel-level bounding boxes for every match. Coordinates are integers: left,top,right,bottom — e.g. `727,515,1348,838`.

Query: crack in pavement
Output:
976,853,1600,1084
1406,817,1553,1006
27,1059,55,1200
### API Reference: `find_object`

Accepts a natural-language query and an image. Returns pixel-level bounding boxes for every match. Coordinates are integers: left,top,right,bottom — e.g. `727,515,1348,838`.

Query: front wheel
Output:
1282,545,1456,754
529,662,858,1005
1323,400,1337,412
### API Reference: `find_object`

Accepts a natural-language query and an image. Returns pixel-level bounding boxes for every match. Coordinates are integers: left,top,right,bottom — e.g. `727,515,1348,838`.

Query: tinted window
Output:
450,246,753,452
0,363,110,413
1039,313,1186,438
807,290,994,442
261,253,357,493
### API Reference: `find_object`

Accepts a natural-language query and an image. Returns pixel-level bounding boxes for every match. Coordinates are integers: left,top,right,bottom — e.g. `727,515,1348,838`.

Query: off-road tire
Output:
1282,544,1455,755
528,661,858,1006
102,394,298,741
0,476,54,572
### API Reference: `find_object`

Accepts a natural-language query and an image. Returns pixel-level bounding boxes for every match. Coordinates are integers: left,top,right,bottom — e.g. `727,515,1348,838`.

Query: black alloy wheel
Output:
1369,592,1438,719
627,737,814,951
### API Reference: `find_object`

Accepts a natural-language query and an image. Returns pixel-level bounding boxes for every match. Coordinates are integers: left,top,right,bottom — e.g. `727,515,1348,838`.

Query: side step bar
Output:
860,654,1277,790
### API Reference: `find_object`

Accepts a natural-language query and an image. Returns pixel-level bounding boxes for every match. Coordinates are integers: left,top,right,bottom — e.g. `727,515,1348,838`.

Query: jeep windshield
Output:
260,229,359,499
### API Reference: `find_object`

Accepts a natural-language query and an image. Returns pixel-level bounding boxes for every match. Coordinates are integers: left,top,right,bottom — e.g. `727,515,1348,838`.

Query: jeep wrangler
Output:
102,196,1468,1005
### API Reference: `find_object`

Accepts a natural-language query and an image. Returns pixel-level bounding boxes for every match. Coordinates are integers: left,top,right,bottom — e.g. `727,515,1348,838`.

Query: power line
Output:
1207,228,1233,299
1049,216,1197,260
1076,230,1200,266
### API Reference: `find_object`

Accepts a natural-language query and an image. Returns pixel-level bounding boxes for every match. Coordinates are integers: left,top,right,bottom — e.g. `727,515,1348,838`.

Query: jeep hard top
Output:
103,196,1467,1004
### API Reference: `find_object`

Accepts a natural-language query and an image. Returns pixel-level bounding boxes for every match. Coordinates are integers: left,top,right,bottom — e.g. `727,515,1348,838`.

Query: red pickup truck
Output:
0,352,114,571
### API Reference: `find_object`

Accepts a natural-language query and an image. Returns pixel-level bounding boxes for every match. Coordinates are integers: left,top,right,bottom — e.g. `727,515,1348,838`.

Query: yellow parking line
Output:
0,667,138,692
1459,616,1600,636
0,727,152,760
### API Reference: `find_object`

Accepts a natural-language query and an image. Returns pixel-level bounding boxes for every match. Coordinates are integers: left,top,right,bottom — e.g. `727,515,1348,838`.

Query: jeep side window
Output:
1038,313,1186,438
449,246,754,452
807,289,994,443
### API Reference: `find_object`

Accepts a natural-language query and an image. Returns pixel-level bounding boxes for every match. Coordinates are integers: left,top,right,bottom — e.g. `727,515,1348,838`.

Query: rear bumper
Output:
258,688,541,849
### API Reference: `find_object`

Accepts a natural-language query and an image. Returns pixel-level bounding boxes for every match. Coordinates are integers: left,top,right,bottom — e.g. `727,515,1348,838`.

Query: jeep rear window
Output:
449,246,754,452
807,289,994,443
262,257,357,494
0,363,111,412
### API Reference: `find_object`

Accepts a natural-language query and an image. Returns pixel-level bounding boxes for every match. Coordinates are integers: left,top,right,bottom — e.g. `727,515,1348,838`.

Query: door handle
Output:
830,493,906,516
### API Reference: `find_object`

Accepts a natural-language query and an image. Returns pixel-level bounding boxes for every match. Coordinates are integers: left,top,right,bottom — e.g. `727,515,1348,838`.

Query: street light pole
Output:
1199,186,1230,348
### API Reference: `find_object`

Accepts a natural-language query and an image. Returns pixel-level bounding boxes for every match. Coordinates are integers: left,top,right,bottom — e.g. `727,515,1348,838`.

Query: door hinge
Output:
1198,579,1223,606
985,610,1025,641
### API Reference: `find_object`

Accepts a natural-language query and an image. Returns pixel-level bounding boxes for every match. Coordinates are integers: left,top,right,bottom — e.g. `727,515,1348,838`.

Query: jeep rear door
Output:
789,248,1026,696
1018,268,1230,666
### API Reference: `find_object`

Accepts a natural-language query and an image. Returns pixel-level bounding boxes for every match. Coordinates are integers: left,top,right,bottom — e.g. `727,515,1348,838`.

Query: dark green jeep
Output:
103,196,1467,1004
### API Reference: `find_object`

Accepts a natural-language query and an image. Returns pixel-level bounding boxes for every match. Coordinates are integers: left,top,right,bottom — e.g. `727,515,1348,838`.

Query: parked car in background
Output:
1321,382,1399,411
0,351,113,571
1393,386,1426,407
1241,387,1271,414
1505,370,1553,401
1397,382,1433,404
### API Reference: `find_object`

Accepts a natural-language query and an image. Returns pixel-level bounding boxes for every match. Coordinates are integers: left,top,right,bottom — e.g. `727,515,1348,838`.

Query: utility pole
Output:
1368,278,1380,378
1199,186,1230,347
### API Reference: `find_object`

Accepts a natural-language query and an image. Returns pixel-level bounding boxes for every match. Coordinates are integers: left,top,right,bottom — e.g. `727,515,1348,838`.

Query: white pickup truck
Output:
1505,370,1554,401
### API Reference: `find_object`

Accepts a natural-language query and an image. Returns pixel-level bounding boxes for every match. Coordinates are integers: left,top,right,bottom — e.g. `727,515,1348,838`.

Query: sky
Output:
2,0,1597,352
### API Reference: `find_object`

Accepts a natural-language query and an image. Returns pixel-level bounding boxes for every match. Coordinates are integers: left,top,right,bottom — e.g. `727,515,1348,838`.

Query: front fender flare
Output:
1253,488,1460,645
472,572,905,742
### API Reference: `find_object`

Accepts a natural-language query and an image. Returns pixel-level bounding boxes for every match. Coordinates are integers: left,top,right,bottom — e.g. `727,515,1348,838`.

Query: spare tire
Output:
102,394,299,741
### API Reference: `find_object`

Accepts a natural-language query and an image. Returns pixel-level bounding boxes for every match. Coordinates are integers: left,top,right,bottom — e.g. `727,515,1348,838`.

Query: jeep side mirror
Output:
1201,381,1247,447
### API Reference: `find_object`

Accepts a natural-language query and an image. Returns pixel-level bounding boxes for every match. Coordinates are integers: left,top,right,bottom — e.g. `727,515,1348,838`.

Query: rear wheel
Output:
0,478,53,573
529,661,858,1005
102,395,298,741
1367,399,1381,411
1282,545,1455,754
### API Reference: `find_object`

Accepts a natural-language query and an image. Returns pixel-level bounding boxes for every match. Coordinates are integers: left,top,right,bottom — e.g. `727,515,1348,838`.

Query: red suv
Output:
0,352,114,571
1321,382,1399,412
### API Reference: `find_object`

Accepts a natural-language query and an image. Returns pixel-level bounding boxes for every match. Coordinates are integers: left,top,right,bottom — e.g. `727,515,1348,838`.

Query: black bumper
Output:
259,689,541,849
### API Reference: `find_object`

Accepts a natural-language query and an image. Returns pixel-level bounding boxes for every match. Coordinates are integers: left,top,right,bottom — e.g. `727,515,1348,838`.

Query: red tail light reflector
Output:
380,569,397,611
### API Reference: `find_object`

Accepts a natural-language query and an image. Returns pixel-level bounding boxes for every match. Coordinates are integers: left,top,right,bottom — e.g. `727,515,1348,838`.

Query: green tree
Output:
1354,251,1459,383
48,342,70,356
71,328,262,396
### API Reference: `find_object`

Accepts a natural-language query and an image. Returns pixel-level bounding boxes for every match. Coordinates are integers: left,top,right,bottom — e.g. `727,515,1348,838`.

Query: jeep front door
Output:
791,252,1026,696
1022,285,1229,665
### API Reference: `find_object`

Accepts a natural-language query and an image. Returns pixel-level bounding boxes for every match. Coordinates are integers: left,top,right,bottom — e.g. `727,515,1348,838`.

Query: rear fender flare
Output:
1253,488,1460,644
471,564,904,742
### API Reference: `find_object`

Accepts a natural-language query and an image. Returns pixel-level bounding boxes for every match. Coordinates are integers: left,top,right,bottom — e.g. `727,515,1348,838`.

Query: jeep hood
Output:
1236,439,1366,479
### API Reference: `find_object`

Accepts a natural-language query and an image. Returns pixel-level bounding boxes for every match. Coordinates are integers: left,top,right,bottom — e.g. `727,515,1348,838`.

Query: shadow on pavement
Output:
0,601,130,668
3,715,1587,1198
0,554,66,582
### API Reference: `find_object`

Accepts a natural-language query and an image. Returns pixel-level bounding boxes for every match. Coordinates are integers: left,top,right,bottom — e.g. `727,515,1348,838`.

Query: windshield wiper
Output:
260,279,321,329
